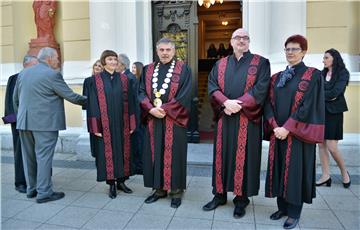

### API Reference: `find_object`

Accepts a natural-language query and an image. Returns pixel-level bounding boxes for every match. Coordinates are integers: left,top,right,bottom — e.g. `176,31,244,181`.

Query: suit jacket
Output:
324,69,349,114
2,73,18,124
13,61,87,131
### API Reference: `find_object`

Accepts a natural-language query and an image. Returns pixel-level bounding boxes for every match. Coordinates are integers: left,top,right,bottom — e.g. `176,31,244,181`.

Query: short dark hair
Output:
285,34,308,51
100,50,118,66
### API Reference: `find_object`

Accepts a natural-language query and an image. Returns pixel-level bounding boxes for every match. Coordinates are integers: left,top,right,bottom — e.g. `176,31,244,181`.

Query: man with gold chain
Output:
139,38,192,208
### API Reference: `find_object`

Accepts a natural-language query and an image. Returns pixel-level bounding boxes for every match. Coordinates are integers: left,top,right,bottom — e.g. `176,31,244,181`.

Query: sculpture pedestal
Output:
28,38,61,63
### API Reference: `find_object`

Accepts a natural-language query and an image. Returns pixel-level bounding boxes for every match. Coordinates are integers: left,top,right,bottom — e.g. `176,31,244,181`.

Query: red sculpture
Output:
33,0,57,41
28,0,61,65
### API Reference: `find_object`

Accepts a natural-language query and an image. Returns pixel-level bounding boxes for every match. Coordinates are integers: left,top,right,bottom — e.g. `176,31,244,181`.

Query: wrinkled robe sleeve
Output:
138,65,154,123
238,58,271,121
161,64,192,128
84,77,102,134
325,69,349,101
208,61,228,120
283,70,325,143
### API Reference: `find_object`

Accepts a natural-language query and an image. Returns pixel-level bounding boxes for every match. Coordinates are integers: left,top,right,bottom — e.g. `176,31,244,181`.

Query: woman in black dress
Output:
316,48,351,188
264,35,325,229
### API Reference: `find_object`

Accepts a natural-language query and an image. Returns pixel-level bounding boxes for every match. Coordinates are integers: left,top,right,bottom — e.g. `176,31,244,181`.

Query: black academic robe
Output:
139,60,192,191
2,73,26,186
264,62,325,206
124,69,143,174
84,70,136,182
208,52,270,196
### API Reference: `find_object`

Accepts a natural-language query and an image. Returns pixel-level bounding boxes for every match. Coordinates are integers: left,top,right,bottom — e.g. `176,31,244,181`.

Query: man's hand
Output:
149,107,166,119
223,99,242,114
94,133,102,137
224,108,232,116
273,127,289,140
130,130,134,134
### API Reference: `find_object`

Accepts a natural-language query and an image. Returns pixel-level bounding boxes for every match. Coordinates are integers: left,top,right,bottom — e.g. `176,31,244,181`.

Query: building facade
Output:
1,0,359,134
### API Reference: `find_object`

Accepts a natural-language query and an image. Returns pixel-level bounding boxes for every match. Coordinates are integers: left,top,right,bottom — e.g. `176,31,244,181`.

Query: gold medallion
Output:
155,91,161,98
154,98,162,107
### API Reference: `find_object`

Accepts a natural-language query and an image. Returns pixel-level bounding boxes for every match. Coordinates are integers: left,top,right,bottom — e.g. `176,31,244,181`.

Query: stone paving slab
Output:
2,158,360,230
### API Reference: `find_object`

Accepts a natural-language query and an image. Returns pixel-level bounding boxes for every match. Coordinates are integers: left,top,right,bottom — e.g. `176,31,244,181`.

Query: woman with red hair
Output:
263,35,325,229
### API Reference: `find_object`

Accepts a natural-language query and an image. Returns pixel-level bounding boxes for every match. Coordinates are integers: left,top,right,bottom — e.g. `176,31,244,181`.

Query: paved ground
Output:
1,145,359,229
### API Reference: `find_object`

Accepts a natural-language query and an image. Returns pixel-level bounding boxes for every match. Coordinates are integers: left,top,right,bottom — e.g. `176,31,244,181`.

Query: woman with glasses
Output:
316,48,351,188
263,35,325,229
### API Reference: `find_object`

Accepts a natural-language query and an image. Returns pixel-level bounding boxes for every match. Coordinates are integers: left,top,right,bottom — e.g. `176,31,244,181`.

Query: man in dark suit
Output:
13,47,87,203
2,55,38,194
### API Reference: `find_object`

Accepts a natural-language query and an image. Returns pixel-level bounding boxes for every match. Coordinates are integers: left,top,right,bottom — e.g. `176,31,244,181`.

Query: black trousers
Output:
11,123,26,187
215,193,250,208
277,197,303,218
106,177,128,185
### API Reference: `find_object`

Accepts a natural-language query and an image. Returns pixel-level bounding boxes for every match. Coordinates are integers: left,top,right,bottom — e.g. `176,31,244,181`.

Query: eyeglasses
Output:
284,48,302,53
232,36,250,41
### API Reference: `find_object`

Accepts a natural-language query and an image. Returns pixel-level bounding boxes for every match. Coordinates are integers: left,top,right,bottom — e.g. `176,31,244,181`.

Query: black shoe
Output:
15,184,27,193
316,177,332,187
117,182,133,193
233,205,246,218
144,193,167,204
109,184,117,199
202,196,227,211
343,171,351,188
283,217,299,229
26,191,37,198
270,210,287,220
171,198,181,208
36,192,65,203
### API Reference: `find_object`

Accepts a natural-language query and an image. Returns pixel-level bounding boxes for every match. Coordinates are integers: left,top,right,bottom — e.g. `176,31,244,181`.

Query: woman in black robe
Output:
263,35,325,229
84,50,136,199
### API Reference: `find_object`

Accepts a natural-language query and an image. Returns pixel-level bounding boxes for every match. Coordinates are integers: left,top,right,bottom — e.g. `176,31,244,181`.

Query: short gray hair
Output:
118,53,130,69
156,37,175,49
37,47,57,61
23,55,37,65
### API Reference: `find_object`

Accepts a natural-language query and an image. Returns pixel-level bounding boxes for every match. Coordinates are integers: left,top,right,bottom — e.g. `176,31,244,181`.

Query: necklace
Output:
152,60,176,107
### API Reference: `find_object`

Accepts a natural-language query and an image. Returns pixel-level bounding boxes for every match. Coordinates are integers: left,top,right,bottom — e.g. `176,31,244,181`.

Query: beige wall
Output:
344,84,360,133
0,1,90,63
58,1,90,61
307,1,360,54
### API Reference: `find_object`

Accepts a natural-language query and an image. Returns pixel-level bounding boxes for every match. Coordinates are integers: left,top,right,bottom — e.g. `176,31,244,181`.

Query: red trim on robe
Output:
145,63,156,163
163,61,184,191
87,117,102,133
283,118,324,144
94,74,114,180
233,55,260,196
214,57,227,194
283,67,315,198
120,74,131,176
267,73,280,196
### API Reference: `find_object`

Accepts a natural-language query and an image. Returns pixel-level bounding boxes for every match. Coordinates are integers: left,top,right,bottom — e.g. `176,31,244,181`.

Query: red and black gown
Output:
208,51,270,198
264,62,325,209
139,60,192,191
83,70,136,182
